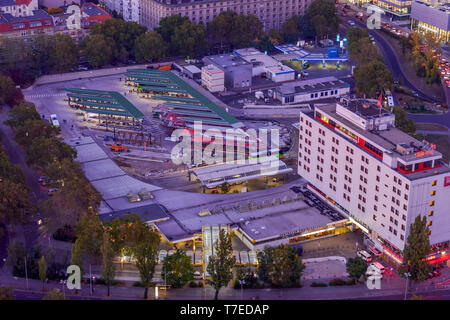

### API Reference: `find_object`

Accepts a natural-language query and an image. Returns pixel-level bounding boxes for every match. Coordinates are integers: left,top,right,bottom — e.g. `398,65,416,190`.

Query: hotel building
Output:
298,98,450,264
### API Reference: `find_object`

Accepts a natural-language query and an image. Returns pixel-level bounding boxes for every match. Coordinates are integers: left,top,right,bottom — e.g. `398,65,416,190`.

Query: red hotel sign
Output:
445,176,450,187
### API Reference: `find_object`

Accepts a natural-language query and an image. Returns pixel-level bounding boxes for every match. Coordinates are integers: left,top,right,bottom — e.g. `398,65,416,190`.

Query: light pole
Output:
404,272,411,300
24,256,29,289
239,280,246,300
60,280,66,300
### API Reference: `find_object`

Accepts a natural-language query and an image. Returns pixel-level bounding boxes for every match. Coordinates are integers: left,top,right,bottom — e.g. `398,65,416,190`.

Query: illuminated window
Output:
430,201,435,207
428,211,434,217
432,180,437,186
428,221,432,227
431,190,436,196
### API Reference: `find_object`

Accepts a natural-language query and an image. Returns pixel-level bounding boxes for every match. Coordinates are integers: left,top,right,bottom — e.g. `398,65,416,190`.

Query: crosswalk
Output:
24,92,66,99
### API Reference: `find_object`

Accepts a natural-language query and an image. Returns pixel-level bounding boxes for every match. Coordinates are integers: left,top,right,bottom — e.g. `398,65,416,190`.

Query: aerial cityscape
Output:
0,0,449,306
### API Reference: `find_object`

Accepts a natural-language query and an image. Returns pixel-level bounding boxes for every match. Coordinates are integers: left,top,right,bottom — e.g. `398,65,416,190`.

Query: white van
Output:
357,250,373,262
370,262,385,274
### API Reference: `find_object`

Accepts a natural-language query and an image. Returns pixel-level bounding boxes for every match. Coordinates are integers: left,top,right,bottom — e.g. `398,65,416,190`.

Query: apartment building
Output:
297,98,450,263
102,0,140,23
0,0,38,17
140,0,314,31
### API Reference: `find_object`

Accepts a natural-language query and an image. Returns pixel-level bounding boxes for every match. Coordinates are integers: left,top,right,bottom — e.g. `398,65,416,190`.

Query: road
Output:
0,107,45,268
341,16,450,128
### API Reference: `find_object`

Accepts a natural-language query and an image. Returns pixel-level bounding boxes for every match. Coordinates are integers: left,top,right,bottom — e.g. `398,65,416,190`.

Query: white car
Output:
348,20,355,26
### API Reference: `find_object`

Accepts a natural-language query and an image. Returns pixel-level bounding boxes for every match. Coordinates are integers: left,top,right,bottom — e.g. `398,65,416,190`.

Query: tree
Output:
134,31,167,63
170,20,209,58
346,257,367,280
47,7,63,14
400,216,432,284
134,241,159,299
6,102,40,128
83,34,113,68
206,229,236,300
71,240,84,280
90,18,147,63
50,34,78,73
42,288,65,300
0,75,23,106
0,287,15,300
281,16,301,43
354,59,393,98
162,250,194,288
257,245,305,288
393,106,416,136
307,0,340,40
117,215,161,299
38,256,47,290
101,232,116,297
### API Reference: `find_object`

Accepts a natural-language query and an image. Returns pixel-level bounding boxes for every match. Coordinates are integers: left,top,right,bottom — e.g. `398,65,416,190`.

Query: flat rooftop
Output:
277,76,350,95
204,53,251,69
310,104,450,179
151,181,333,243
343,99,391,118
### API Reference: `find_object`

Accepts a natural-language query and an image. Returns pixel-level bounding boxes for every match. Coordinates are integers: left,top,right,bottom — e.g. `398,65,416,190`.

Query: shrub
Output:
311,282,328,287
189,281,200,288
329,278,346,286
346,278,357,286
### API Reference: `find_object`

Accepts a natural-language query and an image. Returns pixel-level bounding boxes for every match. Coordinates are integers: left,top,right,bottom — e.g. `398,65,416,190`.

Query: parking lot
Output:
290,184,346,222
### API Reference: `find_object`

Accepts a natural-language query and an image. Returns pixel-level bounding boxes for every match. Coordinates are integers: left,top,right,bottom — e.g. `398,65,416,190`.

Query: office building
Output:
411,1,450,43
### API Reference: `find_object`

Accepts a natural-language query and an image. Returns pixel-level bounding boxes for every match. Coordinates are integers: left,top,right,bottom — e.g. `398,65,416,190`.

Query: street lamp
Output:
404,272,411,300
239,280,246,300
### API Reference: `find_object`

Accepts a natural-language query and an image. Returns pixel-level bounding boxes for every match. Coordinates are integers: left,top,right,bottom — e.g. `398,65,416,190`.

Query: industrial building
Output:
274,76,351,105
65,88,144,126
411,1,450,43
203,53,252,89
297,98,450,265
202,64,225,93
233,47,295,82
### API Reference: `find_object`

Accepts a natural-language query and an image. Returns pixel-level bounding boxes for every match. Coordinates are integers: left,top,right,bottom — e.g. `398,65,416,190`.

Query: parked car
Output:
348,20,355,26
47,188,59,196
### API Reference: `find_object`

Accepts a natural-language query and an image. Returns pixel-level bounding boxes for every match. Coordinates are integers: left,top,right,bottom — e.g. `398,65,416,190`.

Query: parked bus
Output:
384,89,394,107
50,114,60,128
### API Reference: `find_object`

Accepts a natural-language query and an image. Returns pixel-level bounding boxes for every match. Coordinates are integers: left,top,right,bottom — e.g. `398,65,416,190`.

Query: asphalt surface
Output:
341,17,450,128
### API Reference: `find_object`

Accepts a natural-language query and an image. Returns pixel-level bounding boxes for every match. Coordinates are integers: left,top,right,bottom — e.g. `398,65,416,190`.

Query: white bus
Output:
384,89,394,107
50,114,60,128
357,250,373,262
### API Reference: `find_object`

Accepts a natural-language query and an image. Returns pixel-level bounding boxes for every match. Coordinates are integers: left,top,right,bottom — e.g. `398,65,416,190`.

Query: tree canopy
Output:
206,229,236,300
162,249,194,288
400,216,432,283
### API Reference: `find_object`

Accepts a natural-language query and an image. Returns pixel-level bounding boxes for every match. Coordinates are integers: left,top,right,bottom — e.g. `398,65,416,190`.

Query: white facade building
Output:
298,98,450,263
102,0,140,23
202,64,225,93
274,77,351,105
233,47,295,82
0,0,37,17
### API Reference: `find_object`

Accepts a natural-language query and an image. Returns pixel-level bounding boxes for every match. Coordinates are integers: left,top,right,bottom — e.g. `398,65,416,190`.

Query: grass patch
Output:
416,123,449,132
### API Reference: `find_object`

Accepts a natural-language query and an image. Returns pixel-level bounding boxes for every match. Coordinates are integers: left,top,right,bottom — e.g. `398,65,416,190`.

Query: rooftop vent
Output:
396,143,415,155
